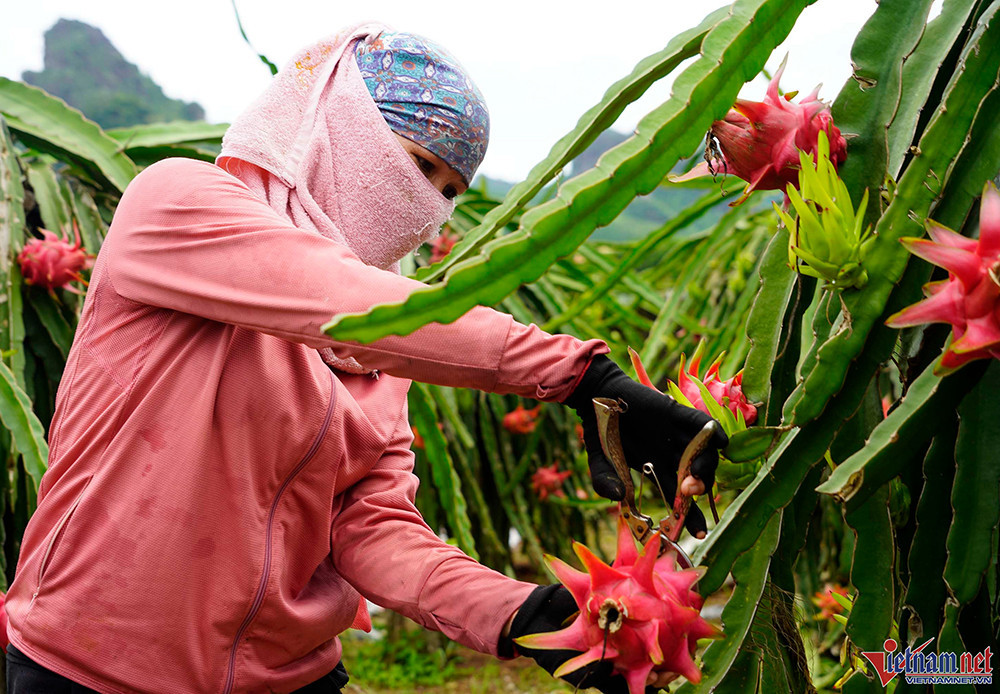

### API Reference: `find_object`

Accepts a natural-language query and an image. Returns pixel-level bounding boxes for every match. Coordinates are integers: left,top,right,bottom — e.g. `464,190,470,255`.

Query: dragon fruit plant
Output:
676,58,846,207
886,183,1000,373
515,519,719,694
17,222,94,295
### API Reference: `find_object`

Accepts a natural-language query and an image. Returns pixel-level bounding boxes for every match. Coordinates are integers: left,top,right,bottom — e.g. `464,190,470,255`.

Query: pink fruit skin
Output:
531,464,572,500
681,61,847,206
887,183,1000,372
515,519,720,694
503,404,541,434
678,354,758,426
17,225,94,293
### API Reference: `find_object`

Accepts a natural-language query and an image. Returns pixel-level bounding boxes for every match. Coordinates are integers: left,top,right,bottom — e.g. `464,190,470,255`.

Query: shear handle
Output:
592,397,654,544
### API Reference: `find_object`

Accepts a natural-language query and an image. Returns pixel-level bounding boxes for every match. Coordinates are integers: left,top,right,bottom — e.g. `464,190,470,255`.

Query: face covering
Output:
219,23,455,273
217,24,460,372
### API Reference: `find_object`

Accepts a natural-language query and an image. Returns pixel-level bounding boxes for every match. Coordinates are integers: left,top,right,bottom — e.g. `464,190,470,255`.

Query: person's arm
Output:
104,158,606,401
329,410,536,656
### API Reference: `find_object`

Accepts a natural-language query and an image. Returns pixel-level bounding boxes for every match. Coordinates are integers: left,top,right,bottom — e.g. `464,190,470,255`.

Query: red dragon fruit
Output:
531,464,572,500
627,346,761,490
17,222,94,294
886,182,1000,373
503,404,541,434
515,519,719,693
429,226,459,264
676,58,847,206
682,354,758,426
628,346,756,425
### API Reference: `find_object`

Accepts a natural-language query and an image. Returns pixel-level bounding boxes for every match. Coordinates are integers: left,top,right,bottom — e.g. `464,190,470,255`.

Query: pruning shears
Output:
592,397,720,570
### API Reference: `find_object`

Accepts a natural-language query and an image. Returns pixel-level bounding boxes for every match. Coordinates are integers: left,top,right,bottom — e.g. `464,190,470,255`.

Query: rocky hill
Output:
23,19,204,129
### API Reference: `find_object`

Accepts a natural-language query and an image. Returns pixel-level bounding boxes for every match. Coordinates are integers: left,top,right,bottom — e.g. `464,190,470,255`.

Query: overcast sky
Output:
1,1,937,182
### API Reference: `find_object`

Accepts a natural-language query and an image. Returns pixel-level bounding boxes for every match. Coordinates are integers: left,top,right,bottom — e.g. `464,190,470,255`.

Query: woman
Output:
4,24,725,694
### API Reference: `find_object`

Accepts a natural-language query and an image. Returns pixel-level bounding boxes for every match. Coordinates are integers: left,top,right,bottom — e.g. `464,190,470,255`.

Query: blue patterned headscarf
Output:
355,32,489,184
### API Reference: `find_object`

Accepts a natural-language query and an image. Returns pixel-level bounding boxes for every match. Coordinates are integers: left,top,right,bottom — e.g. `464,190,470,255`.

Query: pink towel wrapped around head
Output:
218,23,455,373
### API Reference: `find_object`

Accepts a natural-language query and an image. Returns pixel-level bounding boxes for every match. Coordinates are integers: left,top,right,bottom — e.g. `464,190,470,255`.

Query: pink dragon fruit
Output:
503,404,541,434
677,59,846,206
17,222,94,294
628,347,756,425
429,226,459,264
531,464,573,500
886,182,1000,373
515,519,719,693
683,355,758,426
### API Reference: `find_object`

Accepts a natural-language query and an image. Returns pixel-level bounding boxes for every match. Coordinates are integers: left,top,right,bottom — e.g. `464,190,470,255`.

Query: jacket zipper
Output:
223,370,337,694
31,479,92,607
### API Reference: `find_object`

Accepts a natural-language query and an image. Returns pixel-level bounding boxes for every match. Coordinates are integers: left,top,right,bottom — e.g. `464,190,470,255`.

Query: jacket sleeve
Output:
330,410,537,656
104,158,607,402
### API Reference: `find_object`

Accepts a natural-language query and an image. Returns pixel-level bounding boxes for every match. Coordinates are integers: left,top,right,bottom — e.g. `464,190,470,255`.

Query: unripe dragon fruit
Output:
17,223,94,294
675,58,846,206
515,519,719,693
886,182,1000,373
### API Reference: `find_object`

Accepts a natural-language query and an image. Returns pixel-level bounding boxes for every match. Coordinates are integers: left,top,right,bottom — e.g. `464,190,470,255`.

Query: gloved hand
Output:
503,585,650,694
564,355,729,538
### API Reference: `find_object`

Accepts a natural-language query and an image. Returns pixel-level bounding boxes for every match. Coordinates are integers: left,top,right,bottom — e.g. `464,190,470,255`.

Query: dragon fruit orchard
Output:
515,519,719,693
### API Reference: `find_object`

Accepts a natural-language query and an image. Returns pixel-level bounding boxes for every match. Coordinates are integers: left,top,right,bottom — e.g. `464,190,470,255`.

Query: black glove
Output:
503,585,648,694
564,355,729,538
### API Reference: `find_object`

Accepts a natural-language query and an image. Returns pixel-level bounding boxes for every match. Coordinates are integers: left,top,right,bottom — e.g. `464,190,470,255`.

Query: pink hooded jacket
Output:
3,157,608,693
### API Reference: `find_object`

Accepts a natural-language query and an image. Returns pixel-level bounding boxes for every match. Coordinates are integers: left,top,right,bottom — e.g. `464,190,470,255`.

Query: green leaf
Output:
415,4,732,284
742,226,795,403
105,121,228,149
844,485,894,652
693,250,925,594
816,358,987,508
407,382,478,560
542,189,735,331
886,0,981,174
902,419,958,646
0,360,48,491
0,118,28,388
68,184,108,255
943,361,1000,606
124,145,221,168
27,293,75,360
675,512,781,694
832,0,938,213
0,78,136,193
25,160,73,235
324,0,818,344
230,0,279,75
